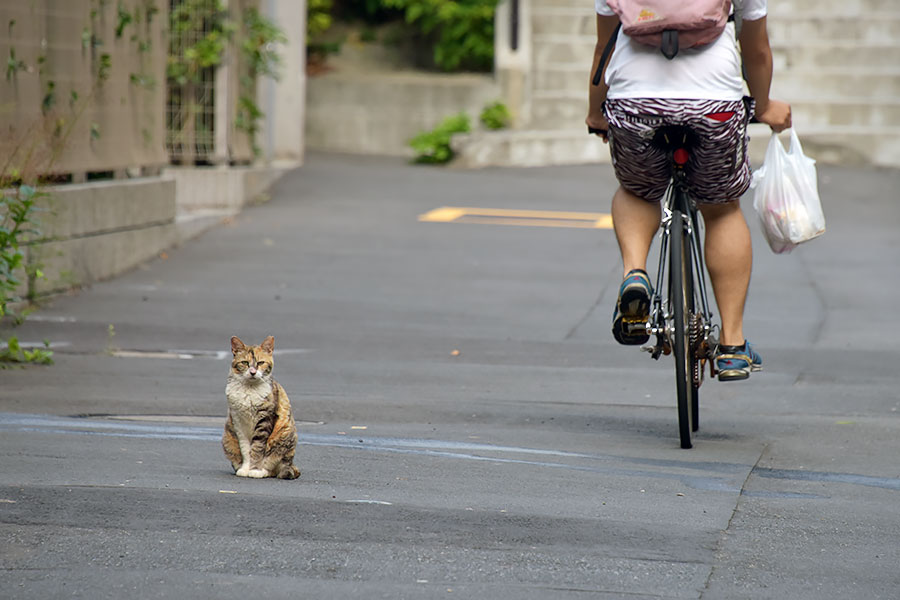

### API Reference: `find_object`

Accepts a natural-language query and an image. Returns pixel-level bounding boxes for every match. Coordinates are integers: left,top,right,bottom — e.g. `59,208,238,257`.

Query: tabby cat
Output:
223,335,300,479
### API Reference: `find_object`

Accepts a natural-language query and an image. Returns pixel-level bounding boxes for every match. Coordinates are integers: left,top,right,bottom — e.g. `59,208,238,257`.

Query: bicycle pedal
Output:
622,318,649,334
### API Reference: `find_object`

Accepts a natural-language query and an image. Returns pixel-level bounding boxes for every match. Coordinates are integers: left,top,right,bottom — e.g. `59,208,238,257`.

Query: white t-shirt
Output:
595,0,767,100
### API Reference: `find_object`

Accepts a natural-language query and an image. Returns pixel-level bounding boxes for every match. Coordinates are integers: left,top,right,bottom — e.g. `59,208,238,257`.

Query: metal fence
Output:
164,0,255,165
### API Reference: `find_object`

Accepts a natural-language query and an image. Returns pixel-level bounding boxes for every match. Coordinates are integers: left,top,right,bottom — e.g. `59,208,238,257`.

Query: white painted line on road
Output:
25,315,78,323
106,348,313,360
0,341,70,350
112,350,195,360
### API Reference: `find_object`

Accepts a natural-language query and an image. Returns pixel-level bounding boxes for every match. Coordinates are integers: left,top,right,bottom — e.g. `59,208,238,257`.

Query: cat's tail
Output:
277,463,300,480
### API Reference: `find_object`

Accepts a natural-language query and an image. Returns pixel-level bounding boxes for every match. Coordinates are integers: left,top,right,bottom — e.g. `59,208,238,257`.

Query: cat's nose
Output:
249,368,257,375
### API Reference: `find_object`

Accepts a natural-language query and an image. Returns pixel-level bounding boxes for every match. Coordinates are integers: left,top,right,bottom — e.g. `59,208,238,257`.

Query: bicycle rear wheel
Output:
670,210,696,449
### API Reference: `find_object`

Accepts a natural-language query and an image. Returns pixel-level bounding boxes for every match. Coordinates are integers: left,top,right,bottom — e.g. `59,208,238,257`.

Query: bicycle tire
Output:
670,210,694,449
688,214,701,434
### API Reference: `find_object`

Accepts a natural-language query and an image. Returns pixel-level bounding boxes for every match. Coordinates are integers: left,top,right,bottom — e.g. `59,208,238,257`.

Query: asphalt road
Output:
1,153,899,599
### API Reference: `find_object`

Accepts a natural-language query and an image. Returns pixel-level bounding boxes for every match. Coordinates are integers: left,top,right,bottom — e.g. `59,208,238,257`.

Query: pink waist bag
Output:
606,0,732,50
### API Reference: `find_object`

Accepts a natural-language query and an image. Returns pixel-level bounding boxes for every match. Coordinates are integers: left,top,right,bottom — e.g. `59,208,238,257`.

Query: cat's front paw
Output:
235,465,251,477
247,468,269,478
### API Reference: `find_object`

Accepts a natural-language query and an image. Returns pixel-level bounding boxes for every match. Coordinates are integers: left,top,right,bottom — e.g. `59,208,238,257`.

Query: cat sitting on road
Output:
223,335,300,479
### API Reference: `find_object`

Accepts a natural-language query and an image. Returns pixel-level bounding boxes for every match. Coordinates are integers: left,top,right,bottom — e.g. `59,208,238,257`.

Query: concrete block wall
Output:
18,165,291,300
27,178,176,296
166,165,294,242
306,71,501,156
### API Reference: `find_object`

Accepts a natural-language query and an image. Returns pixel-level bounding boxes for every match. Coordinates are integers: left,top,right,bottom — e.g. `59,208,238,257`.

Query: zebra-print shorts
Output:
603,97,753,204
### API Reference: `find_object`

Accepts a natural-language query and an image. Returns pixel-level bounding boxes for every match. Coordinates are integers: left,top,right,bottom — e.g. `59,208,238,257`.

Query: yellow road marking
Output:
418,207,613,229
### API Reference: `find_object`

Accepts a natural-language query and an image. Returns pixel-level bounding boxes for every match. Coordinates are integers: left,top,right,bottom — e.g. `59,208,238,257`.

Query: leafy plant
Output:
115,1,134,38
480,101,510,130
307,0,333,41
0,338,53,367
6,20,27,80
241,7,286,80
0,183,52,368
382,0,498,71
167,0,231,86
408,112,470,164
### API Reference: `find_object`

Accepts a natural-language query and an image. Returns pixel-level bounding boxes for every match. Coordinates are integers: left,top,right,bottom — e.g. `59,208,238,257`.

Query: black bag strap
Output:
591,23,621,87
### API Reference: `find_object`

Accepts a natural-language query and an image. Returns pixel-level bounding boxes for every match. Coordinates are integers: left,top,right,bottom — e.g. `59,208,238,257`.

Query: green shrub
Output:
1,184,43,320
480,101,511,130
382,0,498,71
0,338,53,367
0,184,54,367
409,112,470,164
308,0,334,41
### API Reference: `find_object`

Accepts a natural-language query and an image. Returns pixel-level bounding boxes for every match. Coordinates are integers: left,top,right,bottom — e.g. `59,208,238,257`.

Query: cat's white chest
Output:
226,378,272,436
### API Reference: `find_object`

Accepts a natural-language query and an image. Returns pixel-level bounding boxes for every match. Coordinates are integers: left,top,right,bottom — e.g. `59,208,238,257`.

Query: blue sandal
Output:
715,341,763,381
612,269,652,345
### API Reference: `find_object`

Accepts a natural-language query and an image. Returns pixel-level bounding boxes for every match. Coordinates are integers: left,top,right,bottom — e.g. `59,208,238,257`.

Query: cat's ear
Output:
231,336,246,355
260,335,275,353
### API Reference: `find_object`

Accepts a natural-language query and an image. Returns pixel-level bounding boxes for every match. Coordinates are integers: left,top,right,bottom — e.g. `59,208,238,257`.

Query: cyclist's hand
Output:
586,113,610,142
756,99,792,133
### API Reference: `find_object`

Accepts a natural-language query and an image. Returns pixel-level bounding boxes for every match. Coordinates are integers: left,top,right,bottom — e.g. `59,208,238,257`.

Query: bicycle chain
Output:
689,313,705,387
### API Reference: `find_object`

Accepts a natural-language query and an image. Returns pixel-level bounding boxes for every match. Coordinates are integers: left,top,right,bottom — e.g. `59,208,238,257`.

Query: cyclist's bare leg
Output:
698,200,752,347
612,185,661,277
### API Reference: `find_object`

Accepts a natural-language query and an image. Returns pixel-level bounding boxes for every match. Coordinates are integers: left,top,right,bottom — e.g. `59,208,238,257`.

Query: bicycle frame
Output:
644,160,718,379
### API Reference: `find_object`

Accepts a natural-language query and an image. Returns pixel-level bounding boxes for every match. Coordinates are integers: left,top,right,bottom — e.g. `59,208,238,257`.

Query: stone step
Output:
784,99,900,128
772,70,900,100
531,10,596,37
768,16,900,43
451,125,900,170
532,34,595,65
449,129,610,168
532,34,900,72
772,43,900,70
767,0,900,17
529,95,588,130
532,59,900,103
527,92,900,134
747,124,900,168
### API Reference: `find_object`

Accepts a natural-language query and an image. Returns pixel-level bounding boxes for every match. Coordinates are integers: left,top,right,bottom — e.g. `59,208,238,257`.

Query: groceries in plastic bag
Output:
751,129,826,254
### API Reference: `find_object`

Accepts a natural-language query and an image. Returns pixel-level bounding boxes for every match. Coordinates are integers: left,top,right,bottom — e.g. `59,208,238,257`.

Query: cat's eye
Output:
257,361,266,367
239,361,250,366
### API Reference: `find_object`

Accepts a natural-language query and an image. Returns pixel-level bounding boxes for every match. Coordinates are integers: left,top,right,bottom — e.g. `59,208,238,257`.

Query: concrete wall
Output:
306,71,501,156
27,178,176,296
23,164,294,299
258,0,307,166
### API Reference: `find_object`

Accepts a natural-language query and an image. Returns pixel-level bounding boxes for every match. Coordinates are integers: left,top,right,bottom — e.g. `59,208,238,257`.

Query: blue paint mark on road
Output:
2,413,895,496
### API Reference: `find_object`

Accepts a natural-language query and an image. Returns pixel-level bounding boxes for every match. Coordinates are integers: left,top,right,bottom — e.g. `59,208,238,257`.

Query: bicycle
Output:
591,124,720,449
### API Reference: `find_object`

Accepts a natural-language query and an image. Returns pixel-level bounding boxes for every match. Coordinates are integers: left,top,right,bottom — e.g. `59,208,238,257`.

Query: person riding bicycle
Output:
586,0,791,381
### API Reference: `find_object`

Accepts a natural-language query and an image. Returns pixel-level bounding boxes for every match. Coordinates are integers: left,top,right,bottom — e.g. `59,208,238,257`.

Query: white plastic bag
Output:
751,129,826,254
